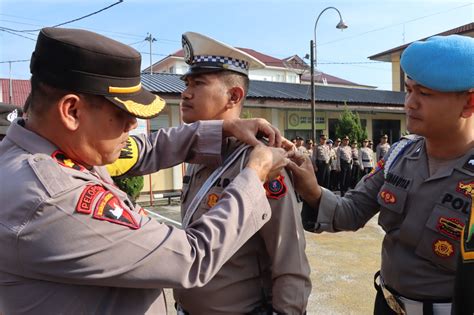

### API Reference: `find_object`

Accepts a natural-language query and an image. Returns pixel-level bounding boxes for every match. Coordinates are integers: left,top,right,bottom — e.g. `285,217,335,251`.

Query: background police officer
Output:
287,34,474,315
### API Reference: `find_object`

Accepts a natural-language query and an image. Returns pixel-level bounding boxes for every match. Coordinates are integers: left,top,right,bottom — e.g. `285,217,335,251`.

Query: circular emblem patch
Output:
433,239,454,258
207,193,219,208
264,175,287,200
182,35,193,65
380,190,396,204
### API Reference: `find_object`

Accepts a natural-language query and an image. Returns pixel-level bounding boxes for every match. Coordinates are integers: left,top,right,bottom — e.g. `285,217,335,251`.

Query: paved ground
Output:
143,199,384,315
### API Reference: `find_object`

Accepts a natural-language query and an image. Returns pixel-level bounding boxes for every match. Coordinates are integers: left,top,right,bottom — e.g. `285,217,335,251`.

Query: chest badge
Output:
264,175,287,200
436,217,464,240
207,193,219,208
433,239,454,258
380,190,396,204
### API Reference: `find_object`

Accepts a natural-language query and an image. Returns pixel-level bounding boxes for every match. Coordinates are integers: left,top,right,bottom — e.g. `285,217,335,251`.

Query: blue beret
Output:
400,35,474,92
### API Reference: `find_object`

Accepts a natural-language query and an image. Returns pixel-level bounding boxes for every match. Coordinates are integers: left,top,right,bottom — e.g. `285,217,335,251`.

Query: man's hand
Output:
286,152,322,205
222,118,282,147
246,145,288,182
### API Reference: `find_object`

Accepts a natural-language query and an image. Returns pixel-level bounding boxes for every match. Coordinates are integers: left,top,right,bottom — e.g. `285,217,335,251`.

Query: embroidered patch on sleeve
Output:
52,150,85,171
264,175,287,200
93,191,139,229
105,136,139,177
461,187,474,262
76,185,106,214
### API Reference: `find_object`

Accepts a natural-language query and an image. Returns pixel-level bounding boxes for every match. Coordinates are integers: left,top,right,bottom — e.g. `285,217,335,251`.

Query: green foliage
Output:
113,176,144,202
335,105,368,144
241,109,253,119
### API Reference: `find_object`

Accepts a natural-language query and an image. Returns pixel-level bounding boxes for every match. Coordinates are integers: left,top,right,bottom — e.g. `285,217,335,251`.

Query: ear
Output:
226,87,245,109
460,91,474,118
57,94,83,131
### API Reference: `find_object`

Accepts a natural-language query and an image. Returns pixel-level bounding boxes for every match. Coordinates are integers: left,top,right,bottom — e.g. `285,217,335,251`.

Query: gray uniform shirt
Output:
306,136,474,300
359,147,374,169
174,138,311,315
0,120,271,315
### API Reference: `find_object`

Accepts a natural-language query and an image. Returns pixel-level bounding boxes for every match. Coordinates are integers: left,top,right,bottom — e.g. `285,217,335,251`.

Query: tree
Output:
335,104,368,143
112,176,144,202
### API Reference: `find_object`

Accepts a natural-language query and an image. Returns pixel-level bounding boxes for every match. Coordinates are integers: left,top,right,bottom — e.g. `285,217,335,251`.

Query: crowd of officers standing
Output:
292,134,391,196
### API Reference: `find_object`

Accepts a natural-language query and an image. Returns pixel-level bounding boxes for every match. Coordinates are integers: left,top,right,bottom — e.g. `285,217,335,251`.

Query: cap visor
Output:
106,88,165,119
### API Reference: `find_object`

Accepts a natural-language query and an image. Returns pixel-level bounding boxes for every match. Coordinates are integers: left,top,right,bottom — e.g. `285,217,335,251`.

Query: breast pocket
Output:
414,205,466,271
377,183,408,233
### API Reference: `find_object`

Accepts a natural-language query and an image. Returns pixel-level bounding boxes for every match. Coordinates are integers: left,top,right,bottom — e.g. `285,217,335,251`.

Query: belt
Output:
362,159,371,162
374,272,452,315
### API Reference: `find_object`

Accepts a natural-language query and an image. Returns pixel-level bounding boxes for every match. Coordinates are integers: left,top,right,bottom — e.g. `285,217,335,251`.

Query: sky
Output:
0,0,472,90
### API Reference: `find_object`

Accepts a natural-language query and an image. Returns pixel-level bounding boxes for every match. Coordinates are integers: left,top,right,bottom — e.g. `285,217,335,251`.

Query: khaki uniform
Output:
174,138,311,315
303,135,474,300
359,147,374,171
336,145,352,195
0,120,272,315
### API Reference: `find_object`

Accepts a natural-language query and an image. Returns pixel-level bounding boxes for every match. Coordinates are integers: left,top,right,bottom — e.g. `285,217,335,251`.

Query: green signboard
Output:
287,111,326,130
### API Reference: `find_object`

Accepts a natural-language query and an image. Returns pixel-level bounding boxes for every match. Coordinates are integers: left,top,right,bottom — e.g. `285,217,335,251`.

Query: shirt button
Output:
33,156,43,162
262,213,268,220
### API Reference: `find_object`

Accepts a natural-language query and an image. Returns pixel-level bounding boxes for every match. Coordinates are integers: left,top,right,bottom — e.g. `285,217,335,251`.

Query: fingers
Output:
281,137,295,151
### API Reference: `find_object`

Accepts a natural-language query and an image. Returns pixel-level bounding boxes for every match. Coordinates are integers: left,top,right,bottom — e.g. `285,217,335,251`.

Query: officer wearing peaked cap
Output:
286,34,474,315
0,27,288,315
174,31,310,315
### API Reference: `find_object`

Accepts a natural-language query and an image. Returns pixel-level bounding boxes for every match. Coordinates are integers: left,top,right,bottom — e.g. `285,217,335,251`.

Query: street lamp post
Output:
310,7,347,142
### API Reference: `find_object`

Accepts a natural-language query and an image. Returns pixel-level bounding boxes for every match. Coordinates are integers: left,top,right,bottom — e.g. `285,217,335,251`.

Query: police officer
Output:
359,139,374,176
376,134,391,161
0,102,22,141
313,133,331,189
350,140,361,188
173,31,310,315
336,135,352,196
0,27,288,315
287,34,474,315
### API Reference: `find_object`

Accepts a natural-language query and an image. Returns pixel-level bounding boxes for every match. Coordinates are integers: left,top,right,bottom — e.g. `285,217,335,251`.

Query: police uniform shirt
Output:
351,147,360,166
0,120,272,315
359,147,374,169
336,145,352,170
174,138,311,315
314,143,331,164
329,147,338,170
376,142,391,160
306,136,474,300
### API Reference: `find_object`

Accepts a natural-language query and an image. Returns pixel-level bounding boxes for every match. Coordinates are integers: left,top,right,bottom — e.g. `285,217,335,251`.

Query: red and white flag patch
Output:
93,192,139,229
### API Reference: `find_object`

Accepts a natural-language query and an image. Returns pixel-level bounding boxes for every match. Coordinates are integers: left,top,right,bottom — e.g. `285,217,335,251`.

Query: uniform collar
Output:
5,118,58,156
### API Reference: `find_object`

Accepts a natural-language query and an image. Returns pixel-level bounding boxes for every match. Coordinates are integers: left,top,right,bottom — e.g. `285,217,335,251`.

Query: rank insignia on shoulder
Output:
462,155,474,173
264,175,287,200
76,185,106,214
52,150,85,171
433,239,454,258
207,193,219,208
93,191,139,229
380,190,396,204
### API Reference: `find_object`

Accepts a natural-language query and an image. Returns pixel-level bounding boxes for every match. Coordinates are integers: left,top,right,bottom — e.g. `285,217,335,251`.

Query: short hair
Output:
218,70,249,102
29,76,103,117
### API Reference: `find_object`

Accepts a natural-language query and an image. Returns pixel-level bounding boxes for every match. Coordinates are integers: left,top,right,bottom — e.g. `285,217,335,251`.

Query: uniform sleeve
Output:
16,168,272,290
305,168,384,233
259,170,311,314
110,120,223,177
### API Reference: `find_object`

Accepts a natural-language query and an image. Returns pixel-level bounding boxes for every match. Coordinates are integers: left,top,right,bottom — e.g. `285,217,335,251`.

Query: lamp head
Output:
336,20,348,30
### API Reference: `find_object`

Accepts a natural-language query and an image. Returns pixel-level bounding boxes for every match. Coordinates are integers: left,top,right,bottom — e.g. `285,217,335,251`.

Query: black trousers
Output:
329,170,339,191
339,160,352,196
316,161,330,189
